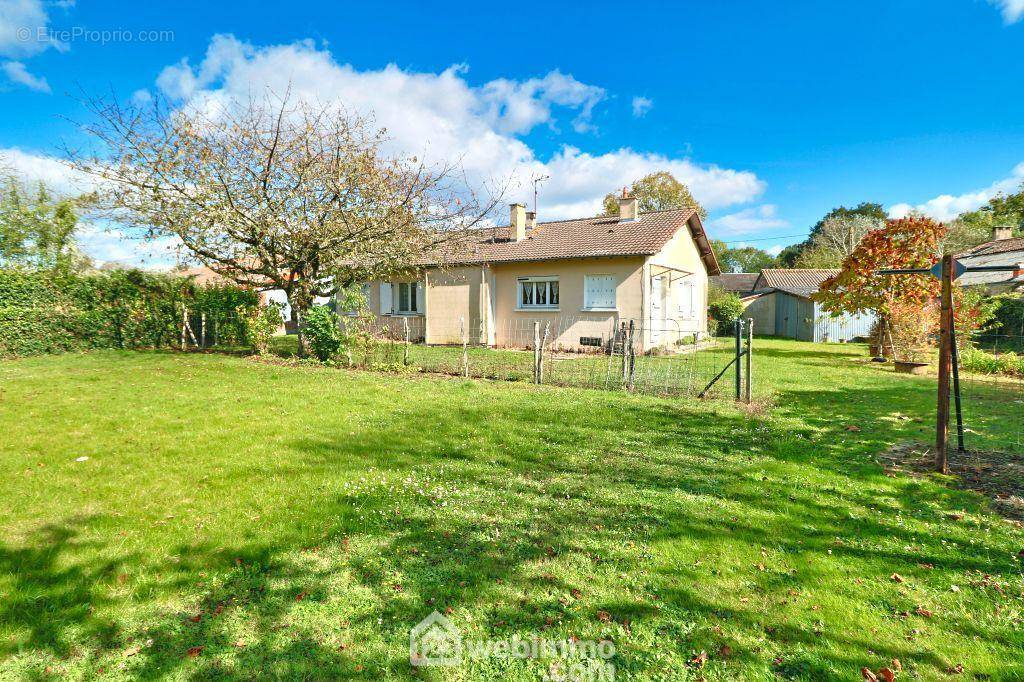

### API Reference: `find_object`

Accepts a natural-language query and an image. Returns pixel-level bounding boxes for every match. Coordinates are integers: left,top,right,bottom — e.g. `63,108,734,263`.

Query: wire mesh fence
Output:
340,314,746,400
955,332,1024,454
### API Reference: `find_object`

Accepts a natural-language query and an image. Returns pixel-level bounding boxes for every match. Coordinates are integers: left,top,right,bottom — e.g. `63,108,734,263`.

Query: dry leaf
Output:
877,668,896,682
915,605,933,618
186,646,203,658
688,651,708,668
890,573,904,583
891,658,902,672
861,667,879,681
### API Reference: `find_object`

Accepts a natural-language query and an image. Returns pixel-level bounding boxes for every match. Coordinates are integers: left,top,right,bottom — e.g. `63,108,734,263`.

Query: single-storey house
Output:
957,227,1024,293
352,194,721,352
741,268,875,342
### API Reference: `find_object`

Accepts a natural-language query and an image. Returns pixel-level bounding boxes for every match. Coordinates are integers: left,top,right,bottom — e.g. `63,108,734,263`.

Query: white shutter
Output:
380,282,392,315
584,275,616,309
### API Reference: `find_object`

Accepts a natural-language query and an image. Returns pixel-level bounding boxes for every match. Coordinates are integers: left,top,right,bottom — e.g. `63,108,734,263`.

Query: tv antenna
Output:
531,173,550,215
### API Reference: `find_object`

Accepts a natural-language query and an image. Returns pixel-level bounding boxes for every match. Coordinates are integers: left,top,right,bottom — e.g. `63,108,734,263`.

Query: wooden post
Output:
935,254,953,474
745,318,753,404
213,317,219,347
622,321,630,391
403,316,410,366
200,313,207,349
536,319,544,382
538,322,550,384
620,322,628,386
181,305,188,351
461,316,469,378
734,318,743,402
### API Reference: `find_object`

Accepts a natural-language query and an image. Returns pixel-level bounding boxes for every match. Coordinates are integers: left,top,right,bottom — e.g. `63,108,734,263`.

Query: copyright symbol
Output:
16,26,32,42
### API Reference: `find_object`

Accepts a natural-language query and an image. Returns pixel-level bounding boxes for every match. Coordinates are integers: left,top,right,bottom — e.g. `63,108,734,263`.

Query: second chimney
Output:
526,211,537,231
510,203,527,241
617,188,639,222
992,225,1014,241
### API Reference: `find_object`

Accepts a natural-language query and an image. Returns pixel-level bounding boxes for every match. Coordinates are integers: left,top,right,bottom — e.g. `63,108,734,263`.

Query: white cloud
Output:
888,162,1024,221
631,96,653,118
1,60,48,92
765,244,784,257
0,147,92,193
707,204,788,237
77,222,180,268
155,35,766,222
989,0,1024,23
0,0,67,91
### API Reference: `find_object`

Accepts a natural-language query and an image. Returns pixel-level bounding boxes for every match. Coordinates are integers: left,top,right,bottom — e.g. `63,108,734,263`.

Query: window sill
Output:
581,308,618,313
385,312,424,317
515,307,560,312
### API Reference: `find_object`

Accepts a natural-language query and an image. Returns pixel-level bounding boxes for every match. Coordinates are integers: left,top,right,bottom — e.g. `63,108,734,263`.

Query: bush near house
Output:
0,268,259,357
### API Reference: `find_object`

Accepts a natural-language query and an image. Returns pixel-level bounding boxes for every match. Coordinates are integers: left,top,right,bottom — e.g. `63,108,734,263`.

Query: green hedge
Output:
0,268,260,358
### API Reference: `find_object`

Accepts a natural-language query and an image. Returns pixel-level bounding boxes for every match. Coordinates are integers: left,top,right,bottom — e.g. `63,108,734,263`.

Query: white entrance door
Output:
650,276,665,344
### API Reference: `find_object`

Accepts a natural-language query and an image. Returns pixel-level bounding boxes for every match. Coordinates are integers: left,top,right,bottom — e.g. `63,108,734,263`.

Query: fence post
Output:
403,317,410,366
620,322,628,386
181,305,188,351
538,322,550,384
536,319,544,382
935,254,954,474
461,316,469,378
734,318,743,401
745,318,753,404
200,313,207,349
622,317,630,387
213,317,218,347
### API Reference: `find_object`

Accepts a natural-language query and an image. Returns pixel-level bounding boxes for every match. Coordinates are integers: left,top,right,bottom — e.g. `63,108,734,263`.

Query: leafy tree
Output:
780,202,887,266
0,174,89,271
708,292,744,327
793,214,883,268
710,239,779,273
70,91,497,354
602,171,706,219
950,181,1024,249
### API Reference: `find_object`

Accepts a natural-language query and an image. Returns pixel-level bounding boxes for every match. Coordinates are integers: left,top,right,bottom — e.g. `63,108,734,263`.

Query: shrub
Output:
959,346,1024,377
302,305,342,361
244,302,283,355
708,293,744,329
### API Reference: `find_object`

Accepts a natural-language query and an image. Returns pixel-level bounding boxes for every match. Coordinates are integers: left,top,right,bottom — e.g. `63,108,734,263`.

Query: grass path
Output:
1,341,1022,679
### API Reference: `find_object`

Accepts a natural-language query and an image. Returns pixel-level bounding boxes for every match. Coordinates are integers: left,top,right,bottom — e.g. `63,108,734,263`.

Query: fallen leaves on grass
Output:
915,605,933,618
688,651,708,668
890,573,904,583
186,646,203,658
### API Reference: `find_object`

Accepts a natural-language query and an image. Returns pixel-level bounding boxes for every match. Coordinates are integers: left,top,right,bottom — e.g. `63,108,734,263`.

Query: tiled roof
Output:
710,273,759,293
961,237,1024,257
420,207,720,275
755,269,839,294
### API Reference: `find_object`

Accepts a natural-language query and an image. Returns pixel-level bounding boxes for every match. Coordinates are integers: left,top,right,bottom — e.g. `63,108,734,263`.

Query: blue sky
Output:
1,0,1023,264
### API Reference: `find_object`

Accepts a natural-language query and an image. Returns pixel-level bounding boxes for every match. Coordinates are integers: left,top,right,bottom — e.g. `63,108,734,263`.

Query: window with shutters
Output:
676,280,696,319
517,276,559,310
396,282,421,314
583,275,617,310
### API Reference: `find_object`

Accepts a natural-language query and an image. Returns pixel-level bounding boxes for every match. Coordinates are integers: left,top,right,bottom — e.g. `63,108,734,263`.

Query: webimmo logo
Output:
410,611,462,667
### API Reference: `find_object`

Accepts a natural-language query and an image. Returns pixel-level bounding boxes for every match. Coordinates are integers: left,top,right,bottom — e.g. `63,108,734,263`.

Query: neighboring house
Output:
957,227,1024,293
742,268,875,342
709,272,759,296
353,194,720,352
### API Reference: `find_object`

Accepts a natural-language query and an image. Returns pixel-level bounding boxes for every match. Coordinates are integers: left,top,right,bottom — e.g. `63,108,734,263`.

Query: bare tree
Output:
68,90,500,353
795,214,883,268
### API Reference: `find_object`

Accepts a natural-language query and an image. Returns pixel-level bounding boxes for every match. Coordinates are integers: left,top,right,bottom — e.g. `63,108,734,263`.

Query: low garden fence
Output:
340,314,755,401
954,332,1024,454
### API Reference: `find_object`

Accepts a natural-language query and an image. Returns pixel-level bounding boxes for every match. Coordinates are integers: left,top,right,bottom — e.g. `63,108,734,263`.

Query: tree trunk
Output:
287,289,313,358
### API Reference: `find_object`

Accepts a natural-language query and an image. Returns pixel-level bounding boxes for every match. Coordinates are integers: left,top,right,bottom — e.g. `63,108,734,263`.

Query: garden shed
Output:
742,269,875,342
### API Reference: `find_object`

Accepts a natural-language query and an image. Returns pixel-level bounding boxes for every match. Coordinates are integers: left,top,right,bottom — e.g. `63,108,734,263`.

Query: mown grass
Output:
1,340,1023,680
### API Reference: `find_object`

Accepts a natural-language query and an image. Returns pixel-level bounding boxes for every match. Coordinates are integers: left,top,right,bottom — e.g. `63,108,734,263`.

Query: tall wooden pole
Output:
745,318,753,404
734,318,743,402
935,254,953,474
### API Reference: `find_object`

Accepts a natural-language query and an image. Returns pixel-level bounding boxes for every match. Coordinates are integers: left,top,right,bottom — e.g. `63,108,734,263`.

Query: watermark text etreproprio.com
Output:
16,26,175,46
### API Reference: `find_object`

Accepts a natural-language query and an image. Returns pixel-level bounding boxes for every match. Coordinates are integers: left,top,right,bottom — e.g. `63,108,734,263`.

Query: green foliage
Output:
708,292,744,326
983,294,1024,337
0,175,91,271
959,345,1024,377
302,305,343,361
244,302,283,355
0,268,259,357
602,171,707,219
710,239,779,273
780,202,887,266
955,181,1024,237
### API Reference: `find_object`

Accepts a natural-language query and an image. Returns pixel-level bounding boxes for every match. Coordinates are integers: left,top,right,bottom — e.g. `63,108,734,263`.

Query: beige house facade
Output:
352,196,720,352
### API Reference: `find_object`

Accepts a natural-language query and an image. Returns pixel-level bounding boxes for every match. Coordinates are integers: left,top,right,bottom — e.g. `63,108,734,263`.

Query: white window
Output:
676,280,696,319
583,275,617,310
517,276,559,309
396,282,421,314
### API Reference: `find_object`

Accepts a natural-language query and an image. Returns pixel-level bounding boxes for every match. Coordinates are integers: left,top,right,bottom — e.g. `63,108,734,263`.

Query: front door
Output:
650,275,665,344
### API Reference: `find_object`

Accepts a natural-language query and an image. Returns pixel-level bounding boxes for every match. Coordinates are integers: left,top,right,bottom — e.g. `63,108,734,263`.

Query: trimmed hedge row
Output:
0,268,259,358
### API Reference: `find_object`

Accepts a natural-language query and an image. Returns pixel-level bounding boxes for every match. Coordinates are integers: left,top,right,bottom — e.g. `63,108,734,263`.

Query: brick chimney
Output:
526,211,537,231
509,203,527,241
992,225,1014,241
617,187,638,222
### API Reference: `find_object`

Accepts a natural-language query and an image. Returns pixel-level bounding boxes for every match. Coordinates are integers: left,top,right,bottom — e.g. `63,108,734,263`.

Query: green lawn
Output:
1,340,1023,679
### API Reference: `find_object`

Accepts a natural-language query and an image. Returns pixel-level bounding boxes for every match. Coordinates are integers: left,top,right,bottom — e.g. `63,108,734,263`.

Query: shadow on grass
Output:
3,356,1022,678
